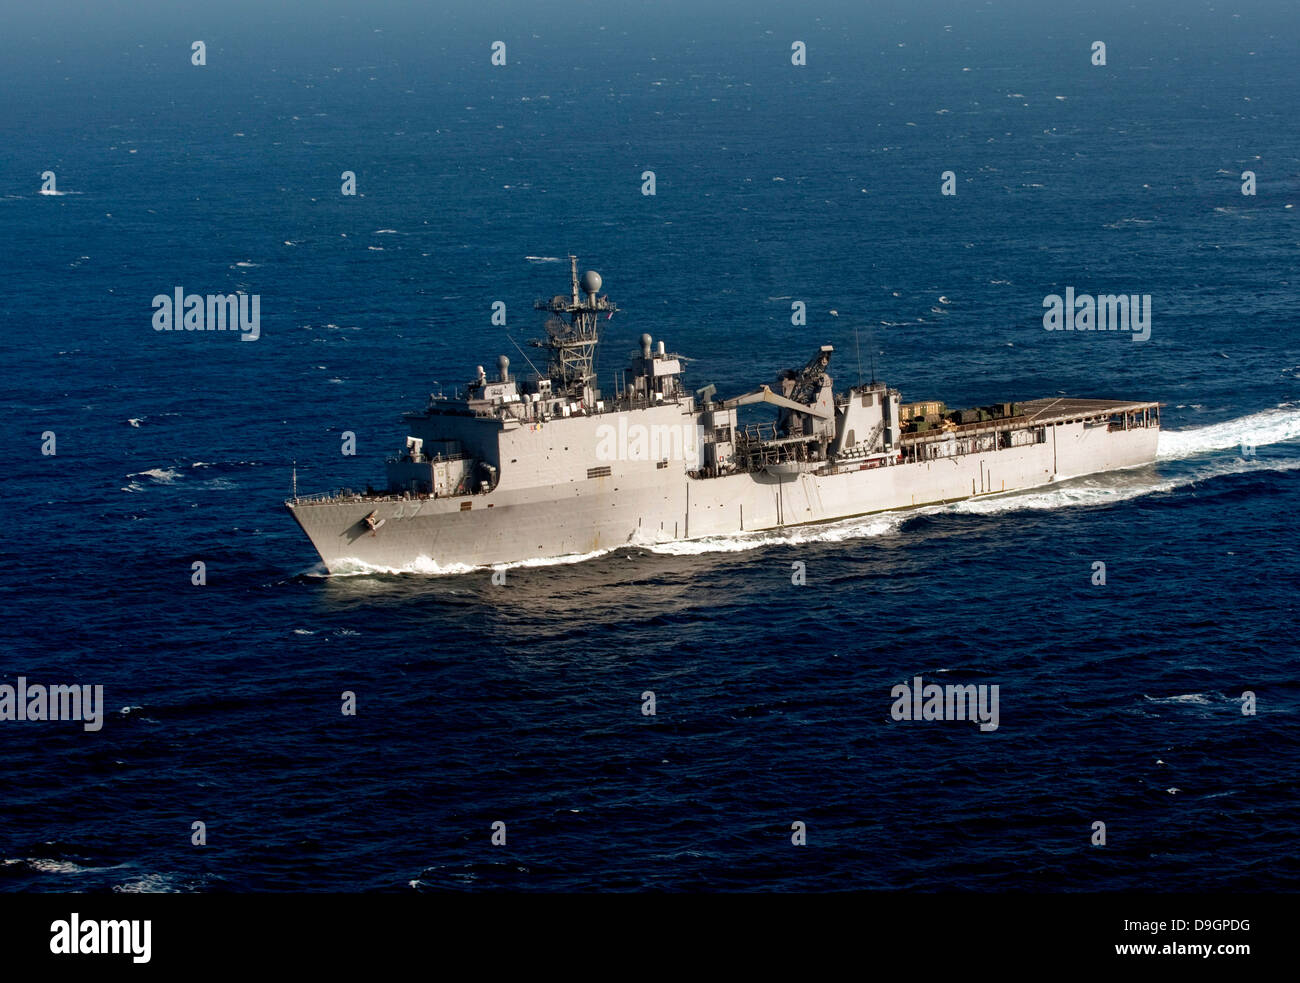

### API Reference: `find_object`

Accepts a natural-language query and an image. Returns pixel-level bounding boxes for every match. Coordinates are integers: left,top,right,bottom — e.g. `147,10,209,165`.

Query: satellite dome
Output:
580,270,602,296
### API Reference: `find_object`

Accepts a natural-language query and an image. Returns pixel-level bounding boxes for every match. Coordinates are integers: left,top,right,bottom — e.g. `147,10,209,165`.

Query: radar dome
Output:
580,270,602,296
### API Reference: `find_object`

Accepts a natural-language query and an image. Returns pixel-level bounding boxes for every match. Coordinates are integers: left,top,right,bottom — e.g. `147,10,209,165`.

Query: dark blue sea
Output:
2,0,1298,892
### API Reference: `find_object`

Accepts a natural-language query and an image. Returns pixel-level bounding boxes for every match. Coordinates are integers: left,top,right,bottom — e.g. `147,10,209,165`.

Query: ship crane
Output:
721,385,833,418
722,344,840,471
781,344,834,405
722,345,835,420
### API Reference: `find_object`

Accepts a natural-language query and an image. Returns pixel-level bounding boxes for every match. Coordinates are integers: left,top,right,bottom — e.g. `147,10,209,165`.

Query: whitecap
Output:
113,873,182,894
128,467,181,484
25,858,87,875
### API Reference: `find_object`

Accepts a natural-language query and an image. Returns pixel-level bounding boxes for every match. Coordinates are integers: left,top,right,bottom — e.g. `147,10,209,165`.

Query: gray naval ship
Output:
288,257,1161,572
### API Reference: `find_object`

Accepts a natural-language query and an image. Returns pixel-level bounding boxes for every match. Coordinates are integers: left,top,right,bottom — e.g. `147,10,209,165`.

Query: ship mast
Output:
532,255,616,405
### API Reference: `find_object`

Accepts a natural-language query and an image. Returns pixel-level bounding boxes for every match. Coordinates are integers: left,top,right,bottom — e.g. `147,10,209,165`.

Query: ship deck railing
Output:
288,485,490,506
900,414,1030,445
417,393,692,424
735,422,781,443
900,397,1159,445
384,451,472,465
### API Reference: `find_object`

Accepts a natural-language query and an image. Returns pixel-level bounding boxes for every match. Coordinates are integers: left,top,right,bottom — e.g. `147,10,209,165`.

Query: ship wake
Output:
1156,403,1300,459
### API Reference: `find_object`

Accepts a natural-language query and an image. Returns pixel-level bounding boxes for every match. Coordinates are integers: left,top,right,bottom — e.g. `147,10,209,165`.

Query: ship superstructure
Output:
287,258,1160,570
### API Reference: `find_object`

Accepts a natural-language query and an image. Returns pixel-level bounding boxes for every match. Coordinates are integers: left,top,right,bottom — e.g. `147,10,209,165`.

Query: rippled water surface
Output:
2,0,1298,891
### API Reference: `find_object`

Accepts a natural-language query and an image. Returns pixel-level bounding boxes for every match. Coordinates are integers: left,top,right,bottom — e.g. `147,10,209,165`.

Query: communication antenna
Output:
868,324,878,385
506,332,544,379
854,325,864,387
292,461,297,500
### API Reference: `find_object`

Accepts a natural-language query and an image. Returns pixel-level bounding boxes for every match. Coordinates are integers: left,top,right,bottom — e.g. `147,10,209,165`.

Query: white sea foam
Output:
128,467,181,484
113,872,182,893
962,455,1300,517
949,477,1170,515
1158,404,1300,458
324,545,613,577
643,513,905,556
24,858,87,874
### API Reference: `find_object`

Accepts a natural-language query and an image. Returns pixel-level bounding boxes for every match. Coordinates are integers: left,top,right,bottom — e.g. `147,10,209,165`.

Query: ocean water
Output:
1,0,1298,892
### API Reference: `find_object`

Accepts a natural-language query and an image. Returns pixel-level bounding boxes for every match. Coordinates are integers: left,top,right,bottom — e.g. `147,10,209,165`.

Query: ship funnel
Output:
641,333,652,358
497,355,510,382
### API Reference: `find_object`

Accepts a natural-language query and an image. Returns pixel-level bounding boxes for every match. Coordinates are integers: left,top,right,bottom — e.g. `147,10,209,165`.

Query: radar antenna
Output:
531,255,616,404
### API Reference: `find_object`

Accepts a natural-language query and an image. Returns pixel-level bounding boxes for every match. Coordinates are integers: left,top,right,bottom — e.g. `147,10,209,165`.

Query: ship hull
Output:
287,414,1159,572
